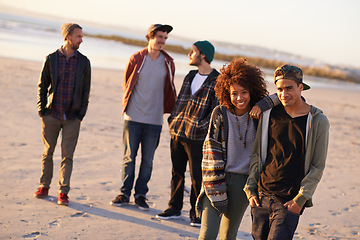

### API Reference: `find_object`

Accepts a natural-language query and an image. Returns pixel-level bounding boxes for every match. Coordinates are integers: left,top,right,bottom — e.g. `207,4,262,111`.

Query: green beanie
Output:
194,40,215,63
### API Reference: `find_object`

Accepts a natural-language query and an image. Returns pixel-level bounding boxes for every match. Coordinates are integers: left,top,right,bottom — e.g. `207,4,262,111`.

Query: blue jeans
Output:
251,193,300,240
120,120,162,199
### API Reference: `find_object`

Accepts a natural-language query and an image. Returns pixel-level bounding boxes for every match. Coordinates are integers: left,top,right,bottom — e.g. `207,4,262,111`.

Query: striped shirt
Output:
51,48,78,120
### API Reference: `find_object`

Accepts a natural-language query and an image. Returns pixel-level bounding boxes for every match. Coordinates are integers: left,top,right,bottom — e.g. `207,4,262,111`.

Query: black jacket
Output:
37,50,91,120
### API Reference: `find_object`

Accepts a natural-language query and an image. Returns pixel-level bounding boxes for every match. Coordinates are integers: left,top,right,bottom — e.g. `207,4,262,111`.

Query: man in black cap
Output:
34,23,91,206
156,40,219,227
244,64,330,239
110,24,176,210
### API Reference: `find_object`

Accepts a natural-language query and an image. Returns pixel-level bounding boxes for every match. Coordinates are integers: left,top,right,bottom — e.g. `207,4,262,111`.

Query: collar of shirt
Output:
59,46,78,59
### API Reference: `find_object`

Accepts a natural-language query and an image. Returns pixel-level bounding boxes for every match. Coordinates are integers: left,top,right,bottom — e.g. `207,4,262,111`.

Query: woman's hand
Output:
249,105,262,119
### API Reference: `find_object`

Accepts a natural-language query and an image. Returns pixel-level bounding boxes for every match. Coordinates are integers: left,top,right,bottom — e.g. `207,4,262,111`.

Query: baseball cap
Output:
274,64,310,90
147,24,173,35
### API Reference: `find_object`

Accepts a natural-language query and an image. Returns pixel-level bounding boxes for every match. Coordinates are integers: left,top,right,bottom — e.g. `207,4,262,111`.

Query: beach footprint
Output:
329,210,341,216
76,195,87,201
23,231,42,238
307,223,329,236
49,220,60,227
71,211,89,217
100,181,112,185
351,230,360,237
330,201,359,216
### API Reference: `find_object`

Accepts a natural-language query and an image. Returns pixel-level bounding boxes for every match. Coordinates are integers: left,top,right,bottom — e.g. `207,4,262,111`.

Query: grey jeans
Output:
39,115,81,194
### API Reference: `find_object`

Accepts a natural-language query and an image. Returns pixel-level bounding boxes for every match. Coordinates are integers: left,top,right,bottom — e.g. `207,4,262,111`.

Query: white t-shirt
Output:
191,72,208,95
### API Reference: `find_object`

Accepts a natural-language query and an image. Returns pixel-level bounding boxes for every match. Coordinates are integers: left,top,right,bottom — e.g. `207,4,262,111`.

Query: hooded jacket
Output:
243,105,330,208
122,47,176,114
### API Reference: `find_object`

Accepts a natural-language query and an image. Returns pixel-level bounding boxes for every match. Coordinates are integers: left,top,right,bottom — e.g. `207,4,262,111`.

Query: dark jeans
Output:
120,120,162,199
251,193,300,240
168,138,203,217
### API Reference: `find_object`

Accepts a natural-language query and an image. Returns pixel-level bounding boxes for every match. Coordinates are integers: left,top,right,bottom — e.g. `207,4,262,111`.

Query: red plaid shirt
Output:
51,48,78,120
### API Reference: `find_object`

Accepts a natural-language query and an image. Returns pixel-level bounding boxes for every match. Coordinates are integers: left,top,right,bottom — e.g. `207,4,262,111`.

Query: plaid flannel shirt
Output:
168,69,219,142
51,48,78,120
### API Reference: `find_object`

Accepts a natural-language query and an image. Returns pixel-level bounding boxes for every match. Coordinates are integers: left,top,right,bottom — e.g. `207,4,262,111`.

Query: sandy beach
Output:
0,56,359,239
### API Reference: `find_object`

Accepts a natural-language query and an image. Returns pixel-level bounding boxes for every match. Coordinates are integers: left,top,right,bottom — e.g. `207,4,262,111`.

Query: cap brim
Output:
157,25,173,33
302,82,310,90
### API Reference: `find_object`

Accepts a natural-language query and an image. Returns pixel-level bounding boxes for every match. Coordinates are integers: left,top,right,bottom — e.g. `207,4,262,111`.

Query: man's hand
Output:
249,195,260,207
284,200,301,215
249,105,262,119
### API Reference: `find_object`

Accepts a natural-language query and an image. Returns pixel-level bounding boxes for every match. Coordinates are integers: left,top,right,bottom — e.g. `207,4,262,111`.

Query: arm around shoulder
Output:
255,93,280,112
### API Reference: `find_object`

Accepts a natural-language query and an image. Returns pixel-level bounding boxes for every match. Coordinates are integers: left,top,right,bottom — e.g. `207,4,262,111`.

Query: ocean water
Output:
0,12,227,76
1,11,359,91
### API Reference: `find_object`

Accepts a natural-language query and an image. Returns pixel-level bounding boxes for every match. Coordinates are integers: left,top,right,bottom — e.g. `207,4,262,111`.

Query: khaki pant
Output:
39,115,81,194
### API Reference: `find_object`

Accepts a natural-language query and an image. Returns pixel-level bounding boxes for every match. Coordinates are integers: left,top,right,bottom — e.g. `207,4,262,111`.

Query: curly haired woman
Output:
197,58,279,239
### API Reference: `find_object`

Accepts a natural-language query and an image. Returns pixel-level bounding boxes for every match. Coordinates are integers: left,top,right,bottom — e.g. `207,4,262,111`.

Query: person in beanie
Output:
244,64,330,239
110,24,176,210
156,40,219,227
34,23,91,206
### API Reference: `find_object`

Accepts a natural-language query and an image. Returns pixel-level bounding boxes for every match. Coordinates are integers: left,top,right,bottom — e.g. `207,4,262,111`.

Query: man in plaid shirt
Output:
156,40,219,227
34,23,91,206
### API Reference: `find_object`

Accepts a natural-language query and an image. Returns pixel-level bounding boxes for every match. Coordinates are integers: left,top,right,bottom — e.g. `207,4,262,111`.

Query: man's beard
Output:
71,43,80,50
189,56,201,66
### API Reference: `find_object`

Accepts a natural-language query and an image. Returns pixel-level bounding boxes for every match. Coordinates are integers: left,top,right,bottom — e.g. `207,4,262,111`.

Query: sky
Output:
1,0,359,68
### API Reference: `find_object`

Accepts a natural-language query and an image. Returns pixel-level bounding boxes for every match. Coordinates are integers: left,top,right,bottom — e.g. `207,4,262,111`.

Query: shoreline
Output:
1,55,359,92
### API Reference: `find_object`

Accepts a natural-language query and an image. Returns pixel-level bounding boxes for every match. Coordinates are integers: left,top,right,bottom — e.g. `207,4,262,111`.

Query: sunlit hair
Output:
146,29,162,41
145,31,154,41
215,58,268,110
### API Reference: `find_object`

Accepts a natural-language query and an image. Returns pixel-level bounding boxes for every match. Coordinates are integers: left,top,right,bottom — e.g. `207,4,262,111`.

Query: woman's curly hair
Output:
215,58,268,110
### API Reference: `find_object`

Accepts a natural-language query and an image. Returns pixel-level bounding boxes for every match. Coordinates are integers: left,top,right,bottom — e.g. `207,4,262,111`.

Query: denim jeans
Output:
120,120,162,199
251,193,300,240
199,173,249,240
40,114,81,194
168,138,203,217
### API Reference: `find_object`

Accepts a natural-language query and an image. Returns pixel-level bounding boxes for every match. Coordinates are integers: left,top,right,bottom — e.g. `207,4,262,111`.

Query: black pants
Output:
168,138,203,217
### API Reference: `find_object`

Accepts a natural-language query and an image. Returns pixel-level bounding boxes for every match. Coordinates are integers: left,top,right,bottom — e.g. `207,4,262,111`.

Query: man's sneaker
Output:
135,196,149,211
34,187,49,198
57,193,69,206
110,194,129,207
156,208,181,220
190,215,201,227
